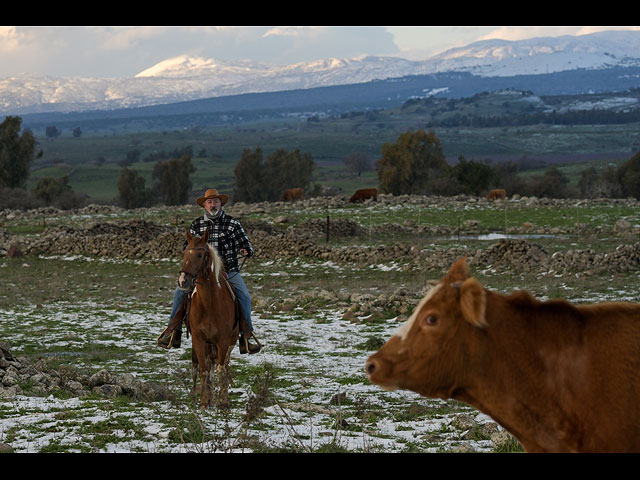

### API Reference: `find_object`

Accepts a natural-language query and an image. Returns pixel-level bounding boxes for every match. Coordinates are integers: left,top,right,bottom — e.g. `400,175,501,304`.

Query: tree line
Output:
2,115,640,212
0,117,87,210
119,132,640,205
232,147,315,203
117,155,196,209
375,129,640,199
429,108,640,129
0,114,317,210
0,116,200,210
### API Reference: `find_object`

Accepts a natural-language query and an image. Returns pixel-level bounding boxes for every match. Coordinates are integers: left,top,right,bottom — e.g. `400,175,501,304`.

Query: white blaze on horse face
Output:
183,255,192,271
394,284,441,342
184,251,200,275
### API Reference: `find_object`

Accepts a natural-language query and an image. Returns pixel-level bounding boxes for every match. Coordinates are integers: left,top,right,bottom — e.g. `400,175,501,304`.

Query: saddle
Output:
157,273,250,349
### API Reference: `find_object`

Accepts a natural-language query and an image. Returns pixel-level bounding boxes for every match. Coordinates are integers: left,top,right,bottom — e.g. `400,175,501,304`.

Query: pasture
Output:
27,117,639,204
1,194,639,452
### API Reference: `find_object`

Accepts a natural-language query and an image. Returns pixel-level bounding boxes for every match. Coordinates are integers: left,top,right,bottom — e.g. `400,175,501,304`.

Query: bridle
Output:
179,246,211,292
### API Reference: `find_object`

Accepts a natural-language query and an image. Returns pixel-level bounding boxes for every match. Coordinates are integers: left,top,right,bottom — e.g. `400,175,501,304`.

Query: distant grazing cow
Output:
349,188,377,203
366,258,640,453
487,189,506,200
280,188,304,202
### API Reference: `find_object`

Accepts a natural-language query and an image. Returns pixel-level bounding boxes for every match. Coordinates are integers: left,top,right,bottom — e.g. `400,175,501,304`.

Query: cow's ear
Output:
459,277,487,328
445,257,470,283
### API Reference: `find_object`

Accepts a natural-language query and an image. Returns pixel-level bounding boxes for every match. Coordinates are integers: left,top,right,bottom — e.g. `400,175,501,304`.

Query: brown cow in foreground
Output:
487,188,506,200
366,258,640,453
349,188,377,203
280,188,304,202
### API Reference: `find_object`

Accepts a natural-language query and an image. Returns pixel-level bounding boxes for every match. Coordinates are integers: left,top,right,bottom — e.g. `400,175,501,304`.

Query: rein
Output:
179,243,250,291
174,246,213,340
226,253,247,280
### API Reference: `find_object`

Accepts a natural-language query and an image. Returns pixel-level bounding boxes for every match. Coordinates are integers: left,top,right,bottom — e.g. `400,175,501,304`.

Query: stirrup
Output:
250,333,262,350
157,332,172,349
157,330,180,349
240,333,262,354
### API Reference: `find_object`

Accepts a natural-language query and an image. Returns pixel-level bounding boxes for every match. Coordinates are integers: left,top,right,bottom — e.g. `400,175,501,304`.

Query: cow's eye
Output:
422,314,438,327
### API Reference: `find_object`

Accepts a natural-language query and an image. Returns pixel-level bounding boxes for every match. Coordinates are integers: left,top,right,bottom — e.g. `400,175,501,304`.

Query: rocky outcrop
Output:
472,238,640,275
18,219,184,261
0,342,174,402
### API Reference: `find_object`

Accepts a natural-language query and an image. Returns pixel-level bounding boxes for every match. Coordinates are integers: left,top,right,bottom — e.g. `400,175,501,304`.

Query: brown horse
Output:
178,228,239,409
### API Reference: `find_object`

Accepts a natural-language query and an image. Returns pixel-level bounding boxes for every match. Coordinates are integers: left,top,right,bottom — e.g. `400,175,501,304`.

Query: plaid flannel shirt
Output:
186,211,254,273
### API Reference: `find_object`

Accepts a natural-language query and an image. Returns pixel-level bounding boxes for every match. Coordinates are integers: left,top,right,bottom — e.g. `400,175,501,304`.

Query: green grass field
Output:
28,124,636,203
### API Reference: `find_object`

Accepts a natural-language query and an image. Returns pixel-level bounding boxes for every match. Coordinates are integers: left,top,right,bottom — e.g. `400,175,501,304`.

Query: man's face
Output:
204,197,221,215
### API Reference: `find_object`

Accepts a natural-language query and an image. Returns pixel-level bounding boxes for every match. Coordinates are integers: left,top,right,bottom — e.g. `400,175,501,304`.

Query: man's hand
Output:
178,272,186,287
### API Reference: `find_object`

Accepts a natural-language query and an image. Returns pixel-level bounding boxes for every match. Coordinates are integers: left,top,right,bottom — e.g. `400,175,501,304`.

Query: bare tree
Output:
344,152,371,177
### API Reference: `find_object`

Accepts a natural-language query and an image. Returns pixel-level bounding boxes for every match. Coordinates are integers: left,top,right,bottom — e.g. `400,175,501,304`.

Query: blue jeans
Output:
169,272,253,332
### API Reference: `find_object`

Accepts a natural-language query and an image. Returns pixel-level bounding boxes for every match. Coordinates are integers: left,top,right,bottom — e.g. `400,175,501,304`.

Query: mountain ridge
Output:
3,29,640,116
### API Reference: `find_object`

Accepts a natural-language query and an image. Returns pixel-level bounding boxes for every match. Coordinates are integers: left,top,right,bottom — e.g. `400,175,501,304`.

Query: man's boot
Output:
239,332,261,354
171,329,182,348
157,328,182,349
157,297,188,349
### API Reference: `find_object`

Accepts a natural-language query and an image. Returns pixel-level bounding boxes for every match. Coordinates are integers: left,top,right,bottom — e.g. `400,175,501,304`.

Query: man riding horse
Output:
157,188,262,354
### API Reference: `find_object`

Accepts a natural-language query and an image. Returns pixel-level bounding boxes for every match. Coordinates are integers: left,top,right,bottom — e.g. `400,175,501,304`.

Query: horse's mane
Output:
207,244,224,282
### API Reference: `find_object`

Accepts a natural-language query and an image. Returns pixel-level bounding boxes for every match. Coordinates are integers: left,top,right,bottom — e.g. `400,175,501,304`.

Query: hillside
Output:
21,85,640,204
18,66,640,135
395,88,640,127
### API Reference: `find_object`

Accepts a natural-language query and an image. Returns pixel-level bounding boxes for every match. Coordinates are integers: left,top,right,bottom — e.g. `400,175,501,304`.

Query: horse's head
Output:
179,228,212,292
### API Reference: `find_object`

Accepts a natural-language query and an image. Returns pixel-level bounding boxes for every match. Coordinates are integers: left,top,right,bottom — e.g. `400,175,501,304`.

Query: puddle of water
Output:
41,352,86,357
442,233,567,241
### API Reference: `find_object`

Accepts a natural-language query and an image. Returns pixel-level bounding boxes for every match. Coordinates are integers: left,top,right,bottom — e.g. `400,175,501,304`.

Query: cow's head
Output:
365,258,488,399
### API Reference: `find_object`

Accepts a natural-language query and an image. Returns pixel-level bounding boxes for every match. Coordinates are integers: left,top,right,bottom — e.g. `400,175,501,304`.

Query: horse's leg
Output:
190,347,200,403
199,369,209,410
216,300,239,408
192,336,211,410
204,343,217,409
200,357,215,410
215,344,234,409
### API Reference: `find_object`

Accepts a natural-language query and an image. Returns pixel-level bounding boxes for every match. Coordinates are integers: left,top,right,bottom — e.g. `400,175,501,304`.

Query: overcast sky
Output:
0,26,636,78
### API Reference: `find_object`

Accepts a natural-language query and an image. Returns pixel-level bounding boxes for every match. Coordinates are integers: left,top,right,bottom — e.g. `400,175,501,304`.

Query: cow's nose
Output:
365,359,378,377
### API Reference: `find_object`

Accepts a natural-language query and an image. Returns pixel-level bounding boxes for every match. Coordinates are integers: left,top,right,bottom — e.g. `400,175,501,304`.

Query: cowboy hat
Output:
197,188,229,207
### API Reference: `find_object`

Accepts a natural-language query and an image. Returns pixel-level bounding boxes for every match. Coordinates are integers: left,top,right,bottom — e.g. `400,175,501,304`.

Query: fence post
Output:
326,215,330,243
504,203,507,234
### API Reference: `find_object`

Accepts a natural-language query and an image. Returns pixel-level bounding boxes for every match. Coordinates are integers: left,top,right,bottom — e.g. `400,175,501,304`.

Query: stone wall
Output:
1,195,639,276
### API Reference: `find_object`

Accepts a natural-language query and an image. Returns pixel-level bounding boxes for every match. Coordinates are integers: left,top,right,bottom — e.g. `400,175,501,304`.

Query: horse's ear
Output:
186,227,192,242
202,229,209,243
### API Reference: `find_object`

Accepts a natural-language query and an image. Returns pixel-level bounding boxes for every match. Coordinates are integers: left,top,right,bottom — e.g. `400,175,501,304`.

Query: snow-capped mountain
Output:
2,29,640,115
425,29,640,76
